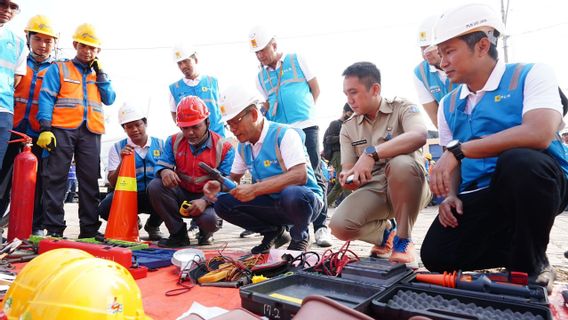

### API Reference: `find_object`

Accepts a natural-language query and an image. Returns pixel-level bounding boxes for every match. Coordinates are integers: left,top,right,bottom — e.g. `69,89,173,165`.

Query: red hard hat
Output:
176,96,210,127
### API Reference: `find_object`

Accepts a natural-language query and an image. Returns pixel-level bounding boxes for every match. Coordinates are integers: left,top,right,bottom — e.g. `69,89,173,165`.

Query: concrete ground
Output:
44,203,568,281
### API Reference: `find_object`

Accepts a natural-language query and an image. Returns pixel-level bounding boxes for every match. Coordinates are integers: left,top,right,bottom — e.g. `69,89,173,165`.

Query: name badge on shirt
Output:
351,139,367,147
153,150,161,157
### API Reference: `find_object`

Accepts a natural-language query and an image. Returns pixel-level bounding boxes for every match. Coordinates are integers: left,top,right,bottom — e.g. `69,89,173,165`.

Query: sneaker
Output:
143,224,164,241
389,236,418,269
197,232,214,246
287,234,311,252
314,227,332,247
137,216,142,230
251,227,291,254
529,264,556,295
187,223,200,239
370,219,397,258
46,231,63,238
240,229,256,238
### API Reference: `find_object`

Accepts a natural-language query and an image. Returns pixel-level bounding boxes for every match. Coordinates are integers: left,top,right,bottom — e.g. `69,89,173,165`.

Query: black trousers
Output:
98,190,163,228
421,148,568,275
42,125,101,235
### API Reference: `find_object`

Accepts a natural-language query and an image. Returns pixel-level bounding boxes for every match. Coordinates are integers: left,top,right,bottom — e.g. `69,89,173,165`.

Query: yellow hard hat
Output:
2,249,93,319
25,15,58,39
72,23,101,48
21,257,151,320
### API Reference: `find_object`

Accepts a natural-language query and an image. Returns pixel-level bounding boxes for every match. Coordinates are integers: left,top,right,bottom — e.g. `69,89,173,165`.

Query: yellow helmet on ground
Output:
2,249,93,319
21,257,151,320
25,15,58,38
72,23,101,48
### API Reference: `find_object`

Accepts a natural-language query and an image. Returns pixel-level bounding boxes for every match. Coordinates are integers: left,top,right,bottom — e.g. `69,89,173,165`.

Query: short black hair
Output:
342,62,381,90
459,31,499,60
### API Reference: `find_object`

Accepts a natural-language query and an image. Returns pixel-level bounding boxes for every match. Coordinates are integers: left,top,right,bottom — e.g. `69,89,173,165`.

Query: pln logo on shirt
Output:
494,94,511,102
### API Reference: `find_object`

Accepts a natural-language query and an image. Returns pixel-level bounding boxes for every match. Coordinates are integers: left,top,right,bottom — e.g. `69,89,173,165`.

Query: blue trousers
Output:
214,185,322,241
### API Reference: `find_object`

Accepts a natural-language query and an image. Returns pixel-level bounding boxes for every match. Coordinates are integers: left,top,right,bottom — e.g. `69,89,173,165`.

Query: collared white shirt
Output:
413,64,448,104
438,60,562,145
107,137,152,172
231,119,307,175
168,75,202,113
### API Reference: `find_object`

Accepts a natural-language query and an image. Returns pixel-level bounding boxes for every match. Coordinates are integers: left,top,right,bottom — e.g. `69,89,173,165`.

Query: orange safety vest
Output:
13,64,48,133
171,131,231,193
51,60,104,134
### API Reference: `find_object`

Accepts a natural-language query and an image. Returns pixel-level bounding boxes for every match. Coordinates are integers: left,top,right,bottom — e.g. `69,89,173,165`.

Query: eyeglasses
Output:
225,109,250,129
0,1,20,13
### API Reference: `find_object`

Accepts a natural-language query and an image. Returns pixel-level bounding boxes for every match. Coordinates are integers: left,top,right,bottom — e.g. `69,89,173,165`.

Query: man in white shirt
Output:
204,85,324,253
421,3,568,293
98,103,165,240
168,44,225,137
248,25,332,247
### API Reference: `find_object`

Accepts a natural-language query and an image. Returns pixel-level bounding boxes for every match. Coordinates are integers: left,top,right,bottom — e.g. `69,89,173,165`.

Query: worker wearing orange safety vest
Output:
0,15,57,236
37,23,116,238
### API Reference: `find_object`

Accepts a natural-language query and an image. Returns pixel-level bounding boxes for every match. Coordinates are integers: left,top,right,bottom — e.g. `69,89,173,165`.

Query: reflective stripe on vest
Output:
169,76,225,137
442,63,568,191
14,59,52,134
414,60,454,103
114,137,164,191
237,121,323,201
257,54,314,124
52,61,104,134
171,131,228,193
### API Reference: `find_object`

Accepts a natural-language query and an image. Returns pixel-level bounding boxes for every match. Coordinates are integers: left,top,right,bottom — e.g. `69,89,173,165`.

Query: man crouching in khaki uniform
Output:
330,61,431,268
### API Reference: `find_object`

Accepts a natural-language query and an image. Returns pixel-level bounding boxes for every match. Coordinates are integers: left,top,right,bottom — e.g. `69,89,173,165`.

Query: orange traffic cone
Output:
105,152,139,242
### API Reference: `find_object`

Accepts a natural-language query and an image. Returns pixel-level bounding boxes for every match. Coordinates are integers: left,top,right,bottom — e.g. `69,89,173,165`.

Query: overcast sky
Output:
10,0,568,148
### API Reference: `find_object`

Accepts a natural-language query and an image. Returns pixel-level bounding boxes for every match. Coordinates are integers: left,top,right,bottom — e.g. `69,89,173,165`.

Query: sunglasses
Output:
0,1,20,13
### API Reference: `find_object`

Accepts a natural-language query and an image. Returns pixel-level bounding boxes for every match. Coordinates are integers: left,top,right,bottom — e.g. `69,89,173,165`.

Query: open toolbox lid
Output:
371,284,552,320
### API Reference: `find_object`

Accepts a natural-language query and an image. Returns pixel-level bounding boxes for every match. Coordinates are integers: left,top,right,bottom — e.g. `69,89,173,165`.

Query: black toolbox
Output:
240,272,384,319
371,284,552,320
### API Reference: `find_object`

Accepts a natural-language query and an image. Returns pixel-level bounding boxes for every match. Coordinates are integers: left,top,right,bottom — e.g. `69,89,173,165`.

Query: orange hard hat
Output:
176,96,210,127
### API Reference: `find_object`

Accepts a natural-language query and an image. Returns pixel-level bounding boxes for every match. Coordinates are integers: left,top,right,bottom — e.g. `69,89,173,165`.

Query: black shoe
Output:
287,234,311,252
137,216,142,230
251,227,291,254
143,224,164,241
529,264,556,295
158,225,191,248
197,231,214,246
78,231,104,239
240,229,256,238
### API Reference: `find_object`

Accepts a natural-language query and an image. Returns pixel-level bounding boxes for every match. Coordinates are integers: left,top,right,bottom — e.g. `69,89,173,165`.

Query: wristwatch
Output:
364,146,380,161
446,140,464,161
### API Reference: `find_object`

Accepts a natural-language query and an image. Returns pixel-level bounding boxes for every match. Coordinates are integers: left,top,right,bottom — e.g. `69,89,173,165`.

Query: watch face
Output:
365,146,375,154
447,140,459,149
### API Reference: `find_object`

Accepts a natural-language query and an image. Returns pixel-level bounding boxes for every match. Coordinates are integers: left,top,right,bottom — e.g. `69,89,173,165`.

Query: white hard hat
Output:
417,15,440,47
118,102,146,125
219,85,262,122
560,128,568,135
172,44,196,63
430,3,504,46
248,25,275,52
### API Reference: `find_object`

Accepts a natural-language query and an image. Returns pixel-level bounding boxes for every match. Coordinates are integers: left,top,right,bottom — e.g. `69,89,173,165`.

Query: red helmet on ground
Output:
176,96,210,127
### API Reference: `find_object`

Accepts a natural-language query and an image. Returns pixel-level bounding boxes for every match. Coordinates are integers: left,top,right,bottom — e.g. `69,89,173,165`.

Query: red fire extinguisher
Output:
7,130,37,242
